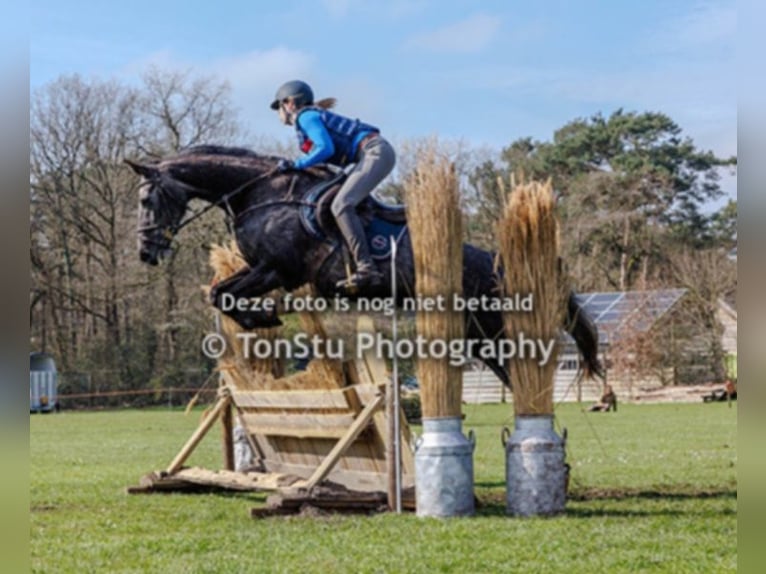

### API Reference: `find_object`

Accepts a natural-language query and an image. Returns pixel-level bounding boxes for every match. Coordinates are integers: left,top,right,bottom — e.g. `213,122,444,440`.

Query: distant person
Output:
270,80,396,290
589,384,617,412
703,379,737,403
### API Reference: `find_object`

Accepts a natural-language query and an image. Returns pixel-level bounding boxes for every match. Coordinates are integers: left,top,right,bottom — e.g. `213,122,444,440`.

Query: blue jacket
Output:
293,108,379,169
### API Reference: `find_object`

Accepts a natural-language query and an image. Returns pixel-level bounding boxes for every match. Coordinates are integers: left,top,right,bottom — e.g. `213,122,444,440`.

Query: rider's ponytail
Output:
315,98,337,110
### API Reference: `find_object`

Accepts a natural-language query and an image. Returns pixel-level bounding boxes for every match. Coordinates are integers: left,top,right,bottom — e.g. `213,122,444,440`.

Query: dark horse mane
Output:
175,144,275,160
165,145,335,181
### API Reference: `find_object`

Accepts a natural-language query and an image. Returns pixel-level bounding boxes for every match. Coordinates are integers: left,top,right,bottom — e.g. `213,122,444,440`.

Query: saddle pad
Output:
366,217,408,260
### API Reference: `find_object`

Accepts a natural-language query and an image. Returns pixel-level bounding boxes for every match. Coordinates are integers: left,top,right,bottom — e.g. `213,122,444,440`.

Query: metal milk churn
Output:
504,415,567,517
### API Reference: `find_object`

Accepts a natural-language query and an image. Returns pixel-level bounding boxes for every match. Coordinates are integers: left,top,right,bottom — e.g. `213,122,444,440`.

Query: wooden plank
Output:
247,425,350,440
232,388,352,410
264,488,388,513
241,412,356,428
173,467,304,490
304,394,385,489
166,394,231,475
240,412,358,440
259,461,416,492
129,467,305,493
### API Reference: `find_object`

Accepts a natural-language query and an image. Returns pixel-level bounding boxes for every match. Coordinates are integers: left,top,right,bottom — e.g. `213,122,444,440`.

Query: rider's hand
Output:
276,159,293,173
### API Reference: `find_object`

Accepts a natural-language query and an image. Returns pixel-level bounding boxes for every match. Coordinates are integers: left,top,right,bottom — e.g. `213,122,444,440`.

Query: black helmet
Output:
270,80,314,110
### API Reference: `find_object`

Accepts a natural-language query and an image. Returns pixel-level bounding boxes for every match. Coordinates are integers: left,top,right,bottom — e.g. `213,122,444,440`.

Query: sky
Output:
30,0,736,206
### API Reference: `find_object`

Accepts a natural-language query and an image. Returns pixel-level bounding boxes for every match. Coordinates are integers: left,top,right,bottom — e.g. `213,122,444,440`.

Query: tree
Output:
474,110,737,290
134,68,241,377
30,70,242,397
667,247,736,383
31,75,142,368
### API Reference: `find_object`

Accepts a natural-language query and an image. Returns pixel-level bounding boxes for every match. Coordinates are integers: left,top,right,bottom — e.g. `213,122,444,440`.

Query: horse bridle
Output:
140,165,337,248
137,165,285,241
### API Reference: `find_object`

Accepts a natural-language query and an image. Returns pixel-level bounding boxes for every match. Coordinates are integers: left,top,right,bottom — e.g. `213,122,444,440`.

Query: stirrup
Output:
336,267,383,291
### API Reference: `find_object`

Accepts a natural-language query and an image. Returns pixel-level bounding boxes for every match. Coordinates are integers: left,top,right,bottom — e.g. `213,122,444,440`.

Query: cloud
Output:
320,0,428,20
437,60,735,158
643,1,736,54
403,13,501,54
212,47,316,95
122,47,317,141
209,47,317,137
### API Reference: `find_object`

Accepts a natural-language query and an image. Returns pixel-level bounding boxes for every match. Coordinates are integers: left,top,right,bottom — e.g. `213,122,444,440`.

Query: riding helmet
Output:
270,80,314,110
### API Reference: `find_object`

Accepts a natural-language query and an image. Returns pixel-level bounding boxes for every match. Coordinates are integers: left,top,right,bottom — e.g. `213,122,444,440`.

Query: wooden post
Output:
221,400,234,471
167,393,231,475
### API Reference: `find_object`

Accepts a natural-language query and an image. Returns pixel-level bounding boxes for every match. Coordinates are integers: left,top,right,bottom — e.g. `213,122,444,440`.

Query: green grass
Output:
31,402,737,573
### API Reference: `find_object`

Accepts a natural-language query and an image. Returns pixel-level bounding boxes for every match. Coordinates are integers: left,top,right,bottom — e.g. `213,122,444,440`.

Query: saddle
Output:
299,171,407,241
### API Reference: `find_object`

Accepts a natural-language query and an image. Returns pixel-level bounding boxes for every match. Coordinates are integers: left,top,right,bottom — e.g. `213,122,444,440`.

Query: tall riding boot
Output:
335,209,382,289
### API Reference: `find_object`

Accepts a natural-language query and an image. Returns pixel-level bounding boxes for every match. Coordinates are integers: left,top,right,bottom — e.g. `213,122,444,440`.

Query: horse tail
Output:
566,291,604,379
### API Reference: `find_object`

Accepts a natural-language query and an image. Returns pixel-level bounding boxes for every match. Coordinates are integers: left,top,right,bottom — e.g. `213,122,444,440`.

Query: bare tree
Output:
133,68,242,375
31,75,142,367
30,70,242,396
668,248,736,383
137,67,240,157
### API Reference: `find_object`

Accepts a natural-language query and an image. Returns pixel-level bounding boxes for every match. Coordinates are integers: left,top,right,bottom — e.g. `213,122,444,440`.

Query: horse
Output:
126,145,602,385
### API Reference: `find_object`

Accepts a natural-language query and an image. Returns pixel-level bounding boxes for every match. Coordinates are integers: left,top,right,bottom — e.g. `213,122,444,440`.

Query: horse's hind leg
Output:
210,264,283,329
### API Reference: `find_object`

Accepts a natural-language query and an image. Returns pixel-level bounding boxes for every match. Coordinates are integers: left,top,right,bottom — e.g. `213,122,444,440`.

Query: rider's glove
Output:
276,159,293,173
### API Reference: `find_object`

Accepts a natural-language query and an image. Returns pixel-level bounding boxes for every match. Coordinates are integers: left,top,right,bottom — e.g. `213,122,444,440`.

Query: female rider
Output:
271,80,396,290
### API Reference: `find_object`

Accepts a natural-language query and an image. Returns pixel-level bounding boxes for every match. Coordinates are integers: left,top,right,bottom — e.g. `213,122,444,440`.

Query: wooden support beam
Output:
304,394,384,489
221,400,234,471
166,394,231,475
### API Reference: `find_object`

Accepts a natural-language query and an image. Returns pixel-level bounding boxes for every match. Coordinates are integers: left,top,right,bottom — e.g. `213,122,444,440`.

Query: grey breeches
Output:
331,136,396,217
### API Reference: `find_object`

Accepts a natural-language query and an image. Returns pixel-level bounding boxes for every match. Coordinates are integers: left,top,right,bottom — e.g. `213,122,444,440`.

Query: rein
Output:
171,166,280,234
140,162,334,242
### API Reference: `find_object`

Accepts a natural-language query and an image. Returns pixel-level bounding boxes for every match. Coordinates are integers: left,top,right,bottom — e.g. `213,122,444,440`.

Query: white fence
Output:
461,358,604,405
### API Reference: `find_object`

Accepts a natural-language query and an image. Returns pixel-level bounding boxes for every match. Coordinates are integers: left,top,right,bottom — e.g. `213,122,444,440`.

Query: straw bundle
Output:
496,179,567,415
207,242,345,391
208,242,284,387
405,149,464,419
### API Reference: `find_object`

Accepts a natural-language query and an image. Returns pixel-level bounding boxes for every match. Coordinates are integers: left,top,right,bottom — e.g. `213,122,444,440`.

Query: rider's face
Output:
278,99,297,125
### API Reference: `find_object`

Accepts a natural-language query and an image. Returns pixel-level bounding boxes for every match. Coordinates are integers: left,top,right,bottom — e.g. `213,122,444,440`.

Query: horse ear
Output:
124,159,158,179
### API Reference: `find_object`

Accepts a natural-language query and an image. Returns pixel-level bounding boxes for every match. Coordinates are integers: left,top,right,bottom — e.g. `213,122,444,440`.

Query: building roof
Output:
568,289,687,345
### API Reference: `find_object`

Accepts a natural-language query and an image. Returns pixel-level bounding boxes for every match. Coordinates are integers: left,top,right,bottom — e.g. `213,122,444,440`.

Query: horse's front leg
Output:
210,264,284,330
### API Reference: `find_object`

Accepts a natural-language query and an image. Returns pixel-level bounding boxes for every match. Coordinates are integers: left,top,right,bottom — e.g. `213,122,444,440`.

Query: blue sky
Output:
30,0,736,203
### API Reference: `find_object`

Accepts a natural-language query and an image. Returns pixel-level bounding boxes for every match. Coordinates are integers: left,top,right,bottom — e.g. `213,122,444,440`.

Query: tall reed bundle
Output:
405,149,464,418
496,179,567,415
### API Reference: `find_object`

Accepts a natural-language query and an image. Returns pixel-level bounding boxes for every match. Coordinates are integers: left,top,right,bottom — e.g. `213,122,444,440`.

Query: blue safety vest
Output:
295,107,379,166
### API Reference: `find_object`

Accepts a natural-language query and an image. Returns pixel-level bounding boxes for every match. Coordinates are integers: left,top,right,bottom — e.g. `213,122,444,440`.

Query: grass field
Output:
30,402,737,573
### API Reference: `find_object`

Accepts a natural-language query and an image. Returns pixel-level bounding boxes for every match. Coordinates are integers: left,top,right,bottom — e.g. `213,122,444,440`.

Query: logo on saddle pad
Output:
370,235,388,251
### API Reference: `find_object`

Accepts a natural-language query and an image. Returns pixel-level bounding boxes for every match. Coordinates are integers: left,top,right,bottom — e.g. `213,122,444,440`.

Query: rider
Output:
270,80,395,290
